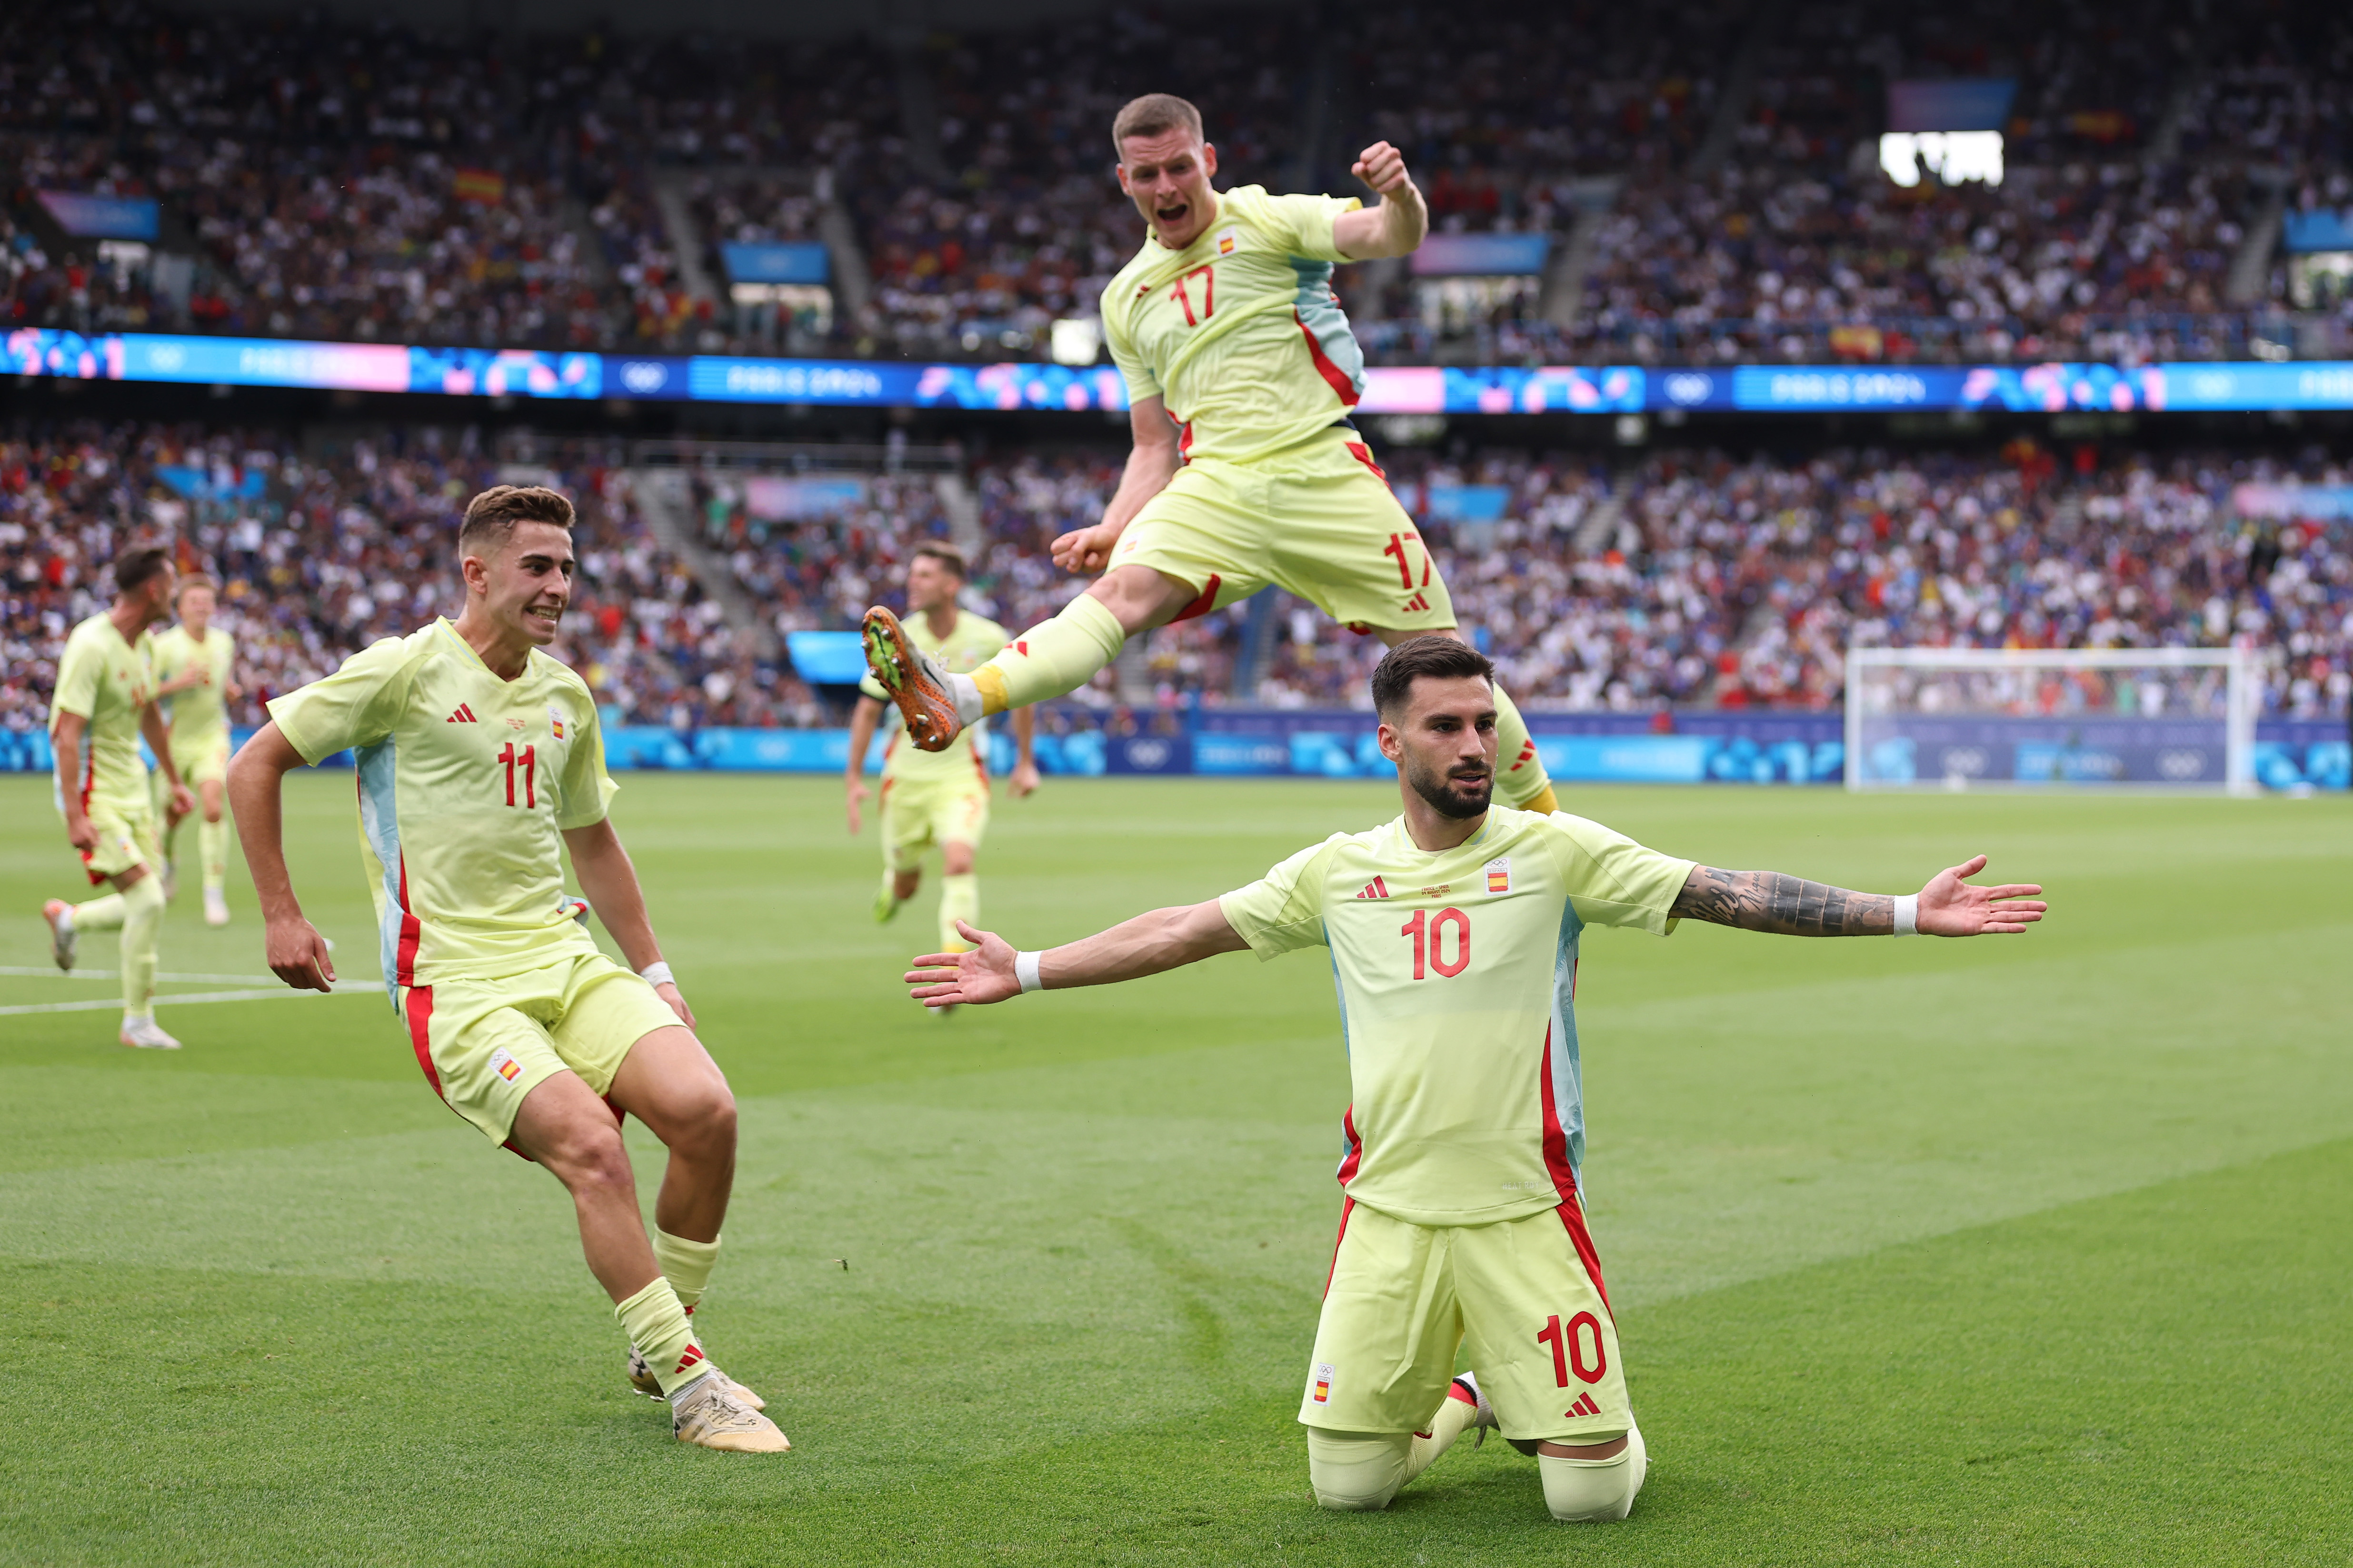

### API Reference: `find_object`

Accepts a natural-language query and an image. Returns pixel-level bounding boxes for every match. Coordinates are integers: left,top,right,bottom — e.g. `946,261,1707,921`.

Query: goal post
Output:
1844,645,2260,794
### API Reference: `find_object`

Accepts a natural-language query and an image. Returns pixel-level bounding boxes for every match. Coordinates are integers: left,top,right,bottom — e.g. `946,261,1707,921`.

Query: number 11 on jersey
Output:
498,742,537,808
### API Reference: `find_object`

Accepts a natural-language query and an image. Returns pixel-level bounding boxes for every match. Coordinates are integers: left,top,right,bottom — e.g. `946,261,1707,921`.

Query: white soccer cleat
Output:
670,1371,789,1453
203,887,230,927
119,1017,182,1051
1453,1371,1501,1448
41,899,76,972
627,1346,765,1410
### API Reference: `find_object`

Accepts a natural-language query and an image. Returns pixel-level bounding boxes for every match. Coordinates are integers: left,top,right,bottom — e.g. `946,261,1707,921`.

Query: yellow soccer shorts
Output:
68,798,159,885
880,770,991,873
1301,1195,1631,1445
1111,427,1458,634
398,951,683,1151
171,732,231,789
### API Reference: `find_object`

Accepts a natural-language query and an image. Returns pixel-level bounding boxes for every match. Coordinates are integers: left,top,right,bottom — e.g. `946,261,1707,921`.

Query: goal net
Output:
1844,645,2259,794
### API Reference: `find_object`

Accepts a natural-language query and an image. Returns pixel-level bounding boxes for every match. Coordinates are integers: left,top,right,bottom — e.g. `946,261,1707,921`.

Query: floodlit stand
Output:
1844,645,2259,795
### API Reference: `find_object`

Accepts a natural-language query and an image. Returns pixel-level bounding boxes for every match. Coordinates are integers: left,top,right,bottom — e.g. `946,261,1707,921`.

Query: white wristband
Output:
1015,950,1044,994
1892,895,1917,938
639,961,675,987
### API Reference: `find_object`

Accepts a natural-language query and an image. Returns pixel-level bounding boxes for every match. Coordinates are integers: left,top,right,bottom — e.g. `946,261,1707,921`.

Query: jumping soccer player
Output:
152,573,241,925
228,485,787,1454
845,544,1039,960
905,636,2047,1523
42,544,196,1050
863,93,1559,814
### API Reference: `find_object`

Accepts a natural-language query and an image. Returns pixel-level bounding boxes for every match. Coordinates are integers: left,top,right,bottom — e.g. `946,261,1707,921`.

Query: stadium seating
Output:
7,1,2345,362
7,424,2342,737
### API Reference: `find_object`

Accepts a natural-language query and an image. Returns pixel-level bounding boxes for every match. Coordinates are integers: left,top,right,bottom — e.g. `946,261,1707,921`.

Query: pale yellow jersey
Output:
51,613,158,820
860,608,1010,784
1101,184,1368,466
152,624,236,753
269,619,615,1006
1219,807,1695,1229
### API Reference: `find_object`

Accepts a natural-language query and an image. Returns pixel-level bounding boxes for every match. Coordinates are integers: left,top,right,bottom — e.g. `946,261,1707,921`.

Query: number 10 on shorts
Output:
1537,1311,1607,1386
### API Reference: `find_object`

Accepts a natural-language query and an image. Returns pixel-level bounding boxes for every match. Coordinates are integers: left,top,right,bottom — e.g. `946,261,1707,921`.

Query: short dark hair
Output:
1371,635,1495,719
113,545,173,597
459,485,575,559
1112,93,1204,158
910,541,968,579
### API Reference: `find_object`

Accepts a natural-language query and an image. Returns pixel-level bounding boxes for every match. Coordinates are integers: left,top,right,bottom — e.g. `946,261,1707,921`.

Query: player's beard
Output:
1403,752,1493,820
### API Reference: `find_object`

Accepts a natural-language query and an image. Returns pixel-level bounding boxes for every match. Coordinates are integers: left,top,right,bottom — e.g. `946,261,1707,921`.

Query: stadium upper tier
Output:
2,423,2344,740
5,1,2348,367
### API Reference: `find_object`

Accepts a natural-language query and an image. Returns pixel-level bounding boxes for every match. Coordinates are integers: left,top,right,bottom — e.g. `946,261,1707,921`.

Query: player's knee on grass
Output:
1537,1428,1643,1522
1306,1429,1411,1511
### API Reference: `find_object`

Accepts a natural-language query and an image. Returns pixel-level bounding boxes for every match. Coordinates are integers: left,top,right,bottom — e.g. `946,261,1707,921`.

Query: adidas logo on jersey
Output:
1506,737,1537,773
1564,1391,1603,1419
446,704,479,724
1353,876,1392,900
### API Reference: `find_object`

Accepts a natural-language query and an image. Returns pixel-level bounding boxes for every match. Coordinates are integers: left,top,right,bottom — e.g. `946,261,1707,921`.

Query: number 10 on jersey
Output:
1400,907,1469,978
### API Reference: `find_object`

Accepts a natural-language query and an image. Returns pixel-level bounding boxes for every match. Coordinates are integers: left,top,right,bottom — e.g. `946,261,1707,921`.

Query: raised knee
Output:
552,1124,634,1194
1306,1429,1409,1512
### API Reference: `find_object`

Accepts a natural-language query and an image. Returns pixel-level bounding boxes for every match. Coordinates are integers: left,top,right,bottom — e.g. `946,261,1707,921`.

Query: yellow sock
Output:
938,872,979,953
71,893,128,932
978,595,1127,714
199,815,229,892
615,1277,708,1395
1491,682,1556,811
653,1229,721,1317
1402,1385,1481,1486
118,873,164,1018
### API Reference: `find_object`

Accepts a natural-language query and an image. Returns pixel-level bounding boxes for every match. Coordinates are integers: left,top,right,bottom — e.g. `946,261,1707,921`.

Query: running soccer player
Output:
905,636,2048,1523
41,544,196,1050
844,544,1039,958
228,485,787,1454
863,93,1560,814
151,574,240,925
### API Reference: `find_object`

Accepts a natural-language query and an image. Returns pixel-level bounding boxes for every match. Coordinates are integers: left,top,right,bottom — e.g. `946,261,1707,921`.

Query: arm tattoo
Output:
1669,866,1894,936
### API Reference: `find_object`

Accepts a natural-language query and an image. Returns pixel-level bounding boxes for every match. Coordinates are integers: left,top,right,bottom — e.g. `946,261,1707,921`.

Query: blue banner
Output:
11,327,2353,417
721,242,831,285
1886,79,2018,134
1412,233,1552,277
37,191,160,240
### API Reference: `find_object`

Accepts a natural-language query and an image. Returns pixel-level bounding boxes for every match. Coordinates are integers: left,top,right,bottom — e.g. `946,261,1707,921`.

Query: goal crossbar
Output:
1844,645,2259,794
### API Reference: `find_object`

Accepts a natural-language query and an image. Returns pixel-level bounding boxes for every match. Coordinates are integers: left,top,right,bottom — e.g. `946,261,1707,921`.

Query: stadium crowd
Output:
2,419,2346,740
9,1,2352,362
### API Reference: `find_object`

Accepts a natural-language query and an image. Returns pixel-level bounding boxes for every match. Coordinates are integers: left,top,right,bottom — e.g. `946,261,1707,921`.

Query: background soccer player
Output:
151,573,241,926
906,636,2047,1524
844,543,1038,962
229,485,788,1453
42,544,196,1050
863,92,1561,814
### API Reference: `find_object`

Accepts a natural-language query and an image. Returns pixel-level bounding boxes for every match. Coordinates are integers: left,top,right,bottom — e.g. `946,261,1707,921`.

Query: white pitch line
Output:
0,966,287,983
0,985,375,1017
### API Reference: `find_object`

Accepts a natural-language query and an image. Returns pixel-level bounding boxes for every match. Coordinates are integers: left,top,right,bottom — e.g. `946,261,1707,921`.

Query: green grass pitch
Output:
1,771,2349,1566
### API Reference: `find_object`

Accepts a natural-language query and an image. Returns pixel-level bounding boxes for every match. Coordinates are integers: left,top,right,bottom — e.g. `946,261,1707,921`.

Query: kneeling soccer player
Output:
905,636,2047,1520
229,484,787,1453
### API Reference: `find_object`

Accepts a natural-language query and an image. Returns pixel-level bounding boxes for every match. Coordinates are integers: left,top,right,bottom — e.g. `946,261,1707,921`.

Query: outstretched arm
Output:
906,898,1249,1008
1670,854,2045,937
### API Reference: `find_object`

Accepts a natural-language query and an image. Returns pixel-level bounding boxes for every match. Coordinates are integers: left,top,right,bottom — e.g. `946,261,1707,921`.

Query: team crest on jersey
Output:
1311,1362,1335,1403
489,1047,522,1083
1486,857,1511,894
1216,227,1239,256
547,705,566,740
